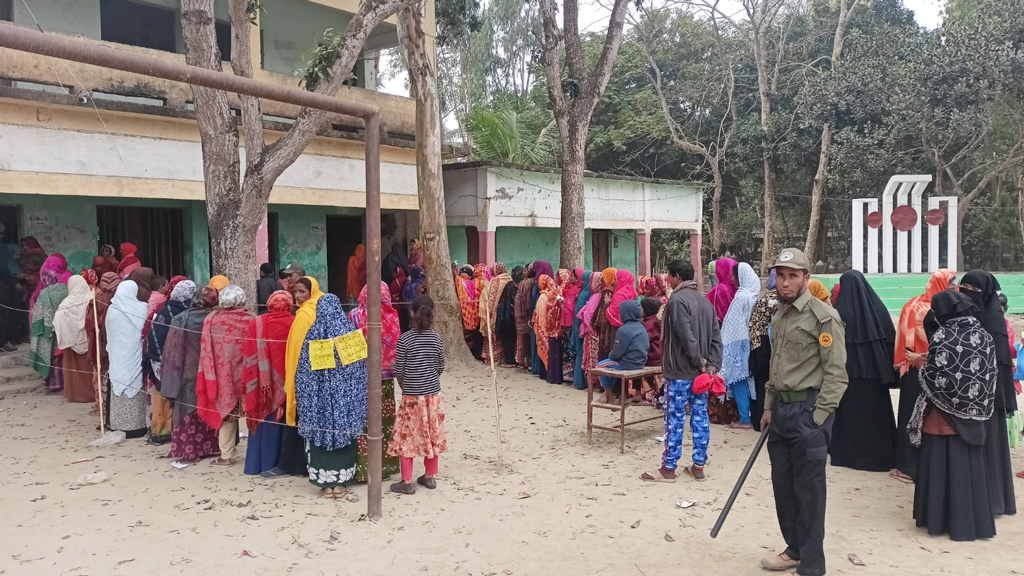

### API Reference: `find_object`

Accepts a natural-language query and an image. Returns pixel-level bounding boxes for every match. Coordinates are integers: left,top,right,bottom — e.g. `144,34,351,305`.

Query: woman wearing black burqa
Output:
906,290,996,541
959,270,1018,517
830,270,899,471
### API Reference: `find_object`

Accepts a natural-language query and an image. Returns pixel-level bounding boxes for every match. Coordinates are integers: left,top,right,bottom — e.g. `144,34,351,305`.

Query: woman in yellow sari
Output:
263,276,323,478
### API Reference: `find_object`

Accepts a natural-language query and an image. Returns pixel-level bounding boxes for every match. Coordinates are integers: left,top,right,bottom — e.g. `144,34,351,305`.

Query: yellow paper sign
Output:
335,330,369,365
309,339,337,370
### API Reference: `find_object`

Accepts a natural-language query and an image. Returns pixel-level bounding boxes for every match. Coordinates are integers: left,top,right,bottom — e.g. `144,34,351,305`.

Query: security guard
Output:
759,248,848,576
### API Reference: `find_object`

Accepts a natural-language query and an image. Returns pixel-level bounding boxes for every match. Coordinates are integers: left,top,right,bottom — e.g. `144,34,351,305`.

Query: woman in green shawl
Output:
29,267,69,392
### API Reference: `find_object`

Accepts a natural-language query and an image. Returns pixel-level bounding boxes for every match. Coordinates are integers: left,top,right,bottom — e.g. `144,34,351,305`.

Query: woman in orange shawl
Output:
808,280,831,303
243,290,295,476
892,269,955,483
456,265,484,360
347,245,366,303
533,274,564,383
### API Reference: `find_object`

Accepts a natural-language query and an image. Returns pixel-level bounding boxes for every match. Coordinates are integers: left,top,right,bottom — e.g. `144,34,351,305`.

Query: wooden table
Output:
586,365,663,453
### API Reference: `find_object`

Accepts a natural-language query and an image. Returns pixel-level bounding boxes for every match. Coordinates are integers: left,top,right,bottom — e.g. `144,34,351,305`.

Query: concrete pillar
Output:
478,229,496,266
638,229,651,278
256,211,269,268
690,231,703,292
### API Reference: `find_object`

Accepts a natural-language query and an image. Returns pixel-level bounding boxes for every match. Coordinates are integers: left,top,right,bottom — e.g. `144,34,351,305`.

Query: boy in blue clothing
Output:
596,300,650,404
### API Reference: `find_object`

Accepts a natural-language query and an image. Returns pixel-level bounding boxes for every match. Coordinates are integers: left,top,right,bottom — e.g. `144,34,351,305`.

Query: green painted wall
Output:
813,273,1024,314
493,227,637,272
1,194,208,279
274,205,331,283
448,226,468,266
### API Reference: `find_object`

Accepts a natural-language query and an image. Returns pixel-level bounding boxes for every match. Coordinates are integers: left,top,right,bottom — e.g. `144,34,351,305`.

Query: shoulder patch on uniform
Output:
819,332,834,348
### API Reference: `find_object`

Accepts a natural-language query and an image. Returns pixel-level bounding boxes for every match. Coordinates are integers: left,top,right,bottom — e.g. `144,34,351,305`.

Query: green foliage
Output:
299,29,341,91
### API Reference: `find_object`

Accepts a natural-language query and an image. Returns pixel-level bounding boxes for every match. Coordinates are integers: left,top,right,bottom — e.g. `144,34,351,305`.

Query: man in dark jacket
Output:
642,259,722,483
596,300,650,403
256,263,280,315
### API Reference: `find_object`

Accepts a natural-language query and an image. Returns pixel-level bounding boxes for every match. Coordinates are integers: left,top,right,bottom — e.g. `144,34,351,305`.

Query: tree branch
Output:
229,0,265,192
579,0,631,118
261,0,409,183
537,0,568,130
563,0,585,81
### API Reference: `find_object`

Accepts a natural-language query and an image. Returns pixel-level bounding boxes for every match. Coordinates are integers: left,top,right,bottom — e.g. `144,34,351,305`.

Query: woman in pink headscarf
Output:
606,269,638,328
706,257,738,322
559,269,583,382
30,254,70,313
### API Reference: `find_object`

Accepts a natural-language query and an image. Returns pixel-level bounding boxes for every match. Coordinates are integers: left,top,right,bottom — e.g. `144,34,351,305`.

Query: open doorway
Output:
592,229,610,271
97,205,185,279
326,215,363,302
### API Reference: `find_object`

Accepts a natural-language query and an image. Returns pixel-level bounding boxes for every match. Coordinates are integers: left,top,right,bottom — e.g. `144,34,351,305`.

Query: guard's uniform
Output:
765,249,848,576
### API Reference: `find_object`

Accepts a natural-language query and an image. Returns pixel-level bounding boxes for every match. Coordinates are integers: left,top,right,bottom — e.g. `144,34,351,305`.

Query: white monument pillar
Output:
851,198,879,274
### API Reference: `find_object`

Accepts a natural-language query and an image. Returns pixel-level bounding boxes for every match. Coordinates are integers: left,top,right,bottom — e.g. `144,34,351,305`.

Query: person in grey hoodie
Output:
642,259,722,483
595,300,650,403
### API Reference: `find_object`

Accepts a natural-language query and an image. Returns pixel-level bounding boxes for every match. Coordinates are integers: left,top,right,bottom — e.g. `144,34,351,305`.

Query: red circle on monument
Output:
925,208,946,226
866,211,883,229
891,205,918,231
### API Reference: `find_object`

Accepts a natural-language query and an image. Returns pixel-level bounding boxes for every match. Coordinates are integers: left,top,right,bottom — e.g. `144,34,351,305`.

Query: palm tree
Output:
464,105,557,166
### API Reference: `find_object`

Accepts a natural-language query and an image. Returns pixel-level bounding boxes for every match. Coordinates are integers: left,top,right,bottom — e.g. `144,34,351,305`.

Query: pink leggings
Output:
400,456,439,483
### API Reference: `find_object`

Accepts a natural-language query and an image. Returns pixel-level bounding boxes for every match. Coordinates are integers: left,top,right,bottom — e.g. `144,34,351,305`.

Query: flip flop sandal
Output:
1016,471,1024,479
640,470,677,483
683,465,707,482
889,470,914,484
210,459,233,468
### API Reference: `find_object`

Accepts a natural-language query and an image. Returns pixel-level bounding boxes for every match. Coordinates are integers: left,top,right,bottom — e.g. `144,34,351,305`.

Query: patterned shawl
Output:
909,294,995,447
195,302,255,429
28,280,69,379
146,280,195,384
480,265,512,335
160,293,215,426
606,269,638,328
533,274,556,368
456,271,479,330
86,273,121,364
243,292,294,431
285,277,324,426
514,276,535,335
719,263,760,398
350,281,400,372
295,294,368,450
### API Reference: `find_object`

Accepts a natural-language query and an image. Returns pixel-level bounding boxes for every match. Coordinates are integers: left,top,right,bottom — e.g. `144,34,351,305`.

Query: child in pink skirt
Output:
389,295,448,494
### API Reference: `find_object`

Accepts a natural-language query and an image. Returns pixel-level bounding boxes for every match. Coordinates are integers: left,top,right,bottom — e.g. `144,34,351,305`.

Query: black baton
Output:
710,426,770,538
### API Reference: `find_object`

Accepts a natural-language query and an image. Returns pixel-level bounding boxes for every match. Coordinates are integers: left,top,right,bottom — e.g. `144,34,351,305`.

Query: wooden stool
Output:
586,365,663,453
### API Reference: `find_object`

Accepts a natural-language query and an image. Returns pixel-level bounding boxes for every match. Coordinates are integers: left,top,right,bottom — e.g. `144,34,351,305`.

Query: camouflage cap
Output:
772,248,811,272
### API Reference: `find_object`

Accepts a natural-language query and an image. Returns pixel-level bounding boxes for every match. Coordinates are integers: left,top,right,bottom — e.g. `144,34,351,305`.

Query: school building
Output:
0,0,704,290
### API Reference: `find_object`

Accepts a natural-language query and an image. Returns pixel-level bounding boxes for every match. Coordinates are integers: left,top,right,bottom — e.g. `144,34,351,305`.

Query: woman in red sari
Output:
117,242,141,279
86,273,120,419
243,290,294,475
197,284,255,467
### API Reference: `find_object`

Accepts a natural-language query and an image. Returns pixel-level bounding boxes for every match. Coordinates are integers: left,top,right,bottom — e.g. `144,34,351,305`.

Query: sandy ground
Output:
1,366,1022,576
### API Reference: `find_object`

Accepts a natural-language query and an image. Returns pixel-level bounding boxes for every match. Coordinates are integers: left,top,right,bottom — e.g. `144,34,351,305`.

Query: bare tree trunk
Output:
760,141,777,272
560,122,588,270
710,161,724,254
804,1,858,261
181,0,256,292
804,122,831,261
399,0,473,361
1018,172,1024,264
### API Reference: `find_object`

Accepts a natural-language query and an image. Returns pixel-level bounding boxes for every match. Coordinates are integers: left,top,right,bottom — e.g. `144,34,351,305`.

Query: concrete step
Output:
0,365,41,386
0,349,30,369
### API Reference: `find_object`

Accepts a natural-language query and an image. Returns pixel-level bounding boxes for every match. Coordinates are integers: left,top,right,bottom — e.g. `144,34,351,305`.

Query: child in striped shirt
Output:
389,295,449,495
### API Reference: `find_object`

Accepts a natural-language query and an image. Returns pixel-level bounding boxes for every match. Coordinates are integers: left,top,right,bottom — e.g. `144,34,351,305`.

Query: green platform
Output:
813,273,1024,315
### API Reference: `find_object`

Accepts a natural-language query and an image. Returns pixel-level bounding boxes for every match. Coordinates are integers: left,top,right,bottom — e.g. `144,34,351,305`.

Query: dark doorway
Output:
97,205,185,279
326,215,363,301
267,212,280,271
0,205,20,244
466,226,479,265
592,229,610,271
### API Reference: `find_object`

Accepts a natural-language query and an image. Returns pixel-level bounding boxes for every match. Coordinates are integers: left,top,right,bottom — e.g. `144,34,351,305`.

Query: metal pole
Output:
0,22,376,119
364,115,383,521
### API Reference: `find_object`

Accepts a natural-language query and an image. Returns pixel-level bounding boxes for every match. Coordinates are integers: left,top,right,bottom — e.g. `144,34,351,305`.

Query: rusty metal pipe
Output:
0,21,387,519
0,22,378,119
364,114,383,520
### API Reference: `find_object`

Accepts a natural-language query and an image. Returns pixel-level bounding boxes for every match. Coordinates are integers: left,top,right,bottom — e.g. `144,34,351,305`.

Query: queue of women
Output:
461,256,1019,542
24,240,448,499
